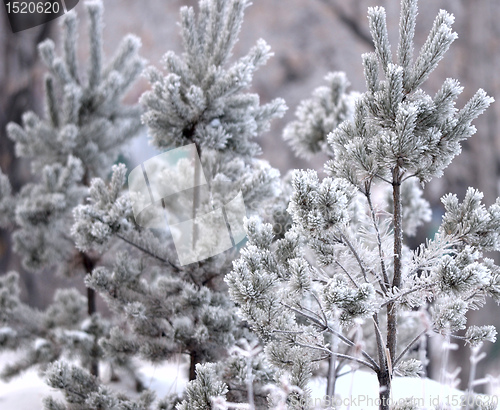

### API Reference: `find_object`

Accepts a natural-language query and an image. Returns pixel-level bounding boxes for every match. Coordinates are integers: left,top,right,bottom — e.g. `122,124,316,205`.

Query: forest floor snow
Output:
1,351,498,409
0,352,189,410
309,370,470,409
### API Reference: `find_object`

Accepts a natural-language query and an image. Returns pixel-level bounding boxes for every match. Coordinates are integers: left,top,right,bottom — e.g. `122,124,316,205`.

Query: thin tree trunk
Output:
87,287,99,377
380,166,403,409
192,144,201,251
82,252,99,377
189,351,199,381
387,166,402,362
87,287,96,316
377,369,391,410
326,332,337,398
326,352,336,398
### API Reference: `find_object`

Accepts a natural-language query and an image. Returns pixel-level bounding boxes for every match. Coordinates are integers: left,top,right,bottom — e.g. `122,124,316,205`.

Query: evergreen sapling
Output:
0,0,144,381
226,0,499,408
1,0,499,408
44,0,286,408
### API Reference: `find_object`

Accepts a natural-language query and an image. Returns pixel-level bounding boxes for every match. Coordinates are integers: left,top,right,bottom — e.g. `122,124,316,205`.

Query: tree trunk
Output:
387,167,402,362
189,351,200,381
87,286,96,316
326,331,338,398
82,252,99,378
192,143,201,252
380,166,403,408
377,369,391,410
326,350,336,398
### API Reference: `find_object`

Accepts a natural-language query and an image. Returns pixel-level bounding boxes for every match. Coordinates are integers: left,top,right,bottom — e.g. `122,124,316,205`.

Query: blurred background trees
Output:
1,0,500,391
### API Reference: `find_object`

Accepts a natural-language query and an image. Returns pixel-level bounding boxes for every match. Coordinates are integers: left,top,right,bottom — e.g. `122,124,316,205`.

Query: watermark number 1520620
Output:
6,1,61,14
3,1,79,33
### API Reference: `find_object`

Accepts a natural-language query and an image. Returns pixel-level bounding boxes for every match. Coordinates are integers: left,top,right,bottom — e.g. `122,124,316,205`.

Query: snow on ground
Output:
0,352,189,410
0,367,64,410
137,354,189,399
1,352,498,410
309,369,469,409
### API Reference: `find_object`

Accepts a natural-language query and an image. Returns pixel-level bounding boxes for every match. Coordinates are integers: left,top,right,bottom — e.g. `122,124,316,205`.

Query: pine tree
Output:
226,0,499,408
41,0,285,407
2,0,499,408
0,0,144,380
283,71,358,159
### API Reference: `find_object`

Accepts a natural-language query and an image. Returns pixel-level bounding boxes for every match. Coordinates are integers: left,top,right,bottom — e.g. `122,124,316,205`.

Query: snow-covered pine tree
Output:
283,71,358,159
0,0,144,380
226,0,499,408
40,0,286,407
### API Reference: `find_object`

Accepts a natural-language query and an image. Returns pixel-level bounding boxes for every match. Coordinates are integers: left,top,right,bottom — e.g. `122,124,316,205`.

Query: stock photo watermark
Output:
289,393,500,409
290,394,498,409
3,0,79,33
128,143,247,266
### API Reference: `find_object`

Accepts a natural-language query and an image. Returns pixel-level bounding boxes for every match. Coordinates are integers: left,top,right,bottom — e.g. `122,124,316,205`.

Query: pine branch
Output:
365,187,389,292
282,303,379,370
295,341,378,372
335,260,360,289
115,233,181,272
380,281,435,308
372,314,387,370
340,233,368,283
393,329,427,367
